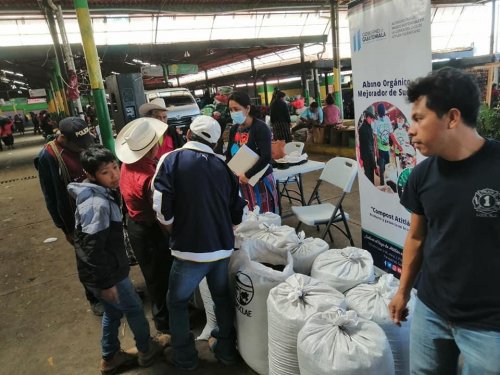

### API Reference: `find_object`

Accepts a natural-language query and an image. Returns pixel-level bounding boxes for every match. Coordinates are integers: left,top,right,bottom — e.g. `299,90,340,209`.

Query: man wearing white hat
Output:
152,115,246,370
138,98,184,158
115,117,172,345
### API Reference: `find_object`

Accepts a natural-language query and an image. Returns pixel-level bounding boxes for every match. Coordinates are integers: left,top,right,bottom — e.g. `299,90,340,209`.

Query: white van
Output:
145,88,200,129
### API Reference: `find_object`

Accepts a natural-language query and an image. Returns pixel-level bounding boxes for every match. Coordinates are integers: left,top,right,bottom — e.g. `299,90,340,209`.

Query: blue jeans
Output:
411,297,500,375
88,277,151,358
167,257,236,368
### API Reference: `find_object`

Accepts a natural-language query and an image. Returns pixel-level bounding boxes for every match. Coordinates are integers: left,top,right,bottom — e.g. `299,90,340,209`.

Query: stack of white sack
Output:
276,231,329,275
267,274,346,375
297,309,395,375
229,239,294,375
195,278,216,341
345,274,415,375
311,247,375,293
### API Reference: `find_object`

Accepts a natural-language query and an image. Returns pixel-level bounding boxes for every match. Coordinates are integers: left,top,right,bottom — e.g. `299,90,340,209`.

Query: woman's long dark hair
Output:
228,91,260,118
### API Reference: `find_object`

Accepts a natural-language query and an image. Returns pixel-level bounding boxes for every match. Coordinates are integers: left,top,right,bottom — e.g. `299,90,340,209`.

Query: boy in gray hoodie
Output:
67,145,162,375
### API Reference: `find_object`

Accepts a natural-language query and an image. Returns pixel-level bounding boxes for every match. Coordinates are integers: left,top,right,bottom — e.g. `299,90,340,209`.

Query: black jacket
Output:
67,182,129,289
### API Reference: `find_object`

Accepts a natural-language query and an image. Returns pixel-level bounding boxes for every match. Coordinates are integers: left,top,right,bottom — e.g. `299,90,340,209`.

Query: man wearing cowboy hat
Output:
152,115,246,370
138,98,184,158
115,117,173,344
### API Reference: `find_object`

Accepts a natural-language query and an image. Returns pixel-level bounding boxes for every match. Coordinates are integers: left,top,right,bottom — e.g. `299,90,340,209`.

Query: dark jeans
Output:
361,153,376,184
168,257,236,368
87,277,151,358
377,149,390,185
127,219,173,333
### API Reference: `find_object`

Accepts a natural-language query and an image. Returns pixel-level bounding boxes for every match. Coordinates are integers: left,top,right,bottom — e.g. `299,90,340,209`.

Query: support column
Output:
52,2,84,118
74,0,114,152
299,44,309,105
330,0,343,113
44,1,72,116
205,70,210,93
324,73,329,95
313,68,320,104
490,0,497,58
251,57,259,103
263,78,269,106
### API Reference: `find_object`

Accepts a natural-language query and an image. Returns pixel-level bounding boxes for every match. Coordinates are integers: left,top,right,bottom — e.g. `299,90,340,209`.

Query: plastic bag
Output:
277,231,329,275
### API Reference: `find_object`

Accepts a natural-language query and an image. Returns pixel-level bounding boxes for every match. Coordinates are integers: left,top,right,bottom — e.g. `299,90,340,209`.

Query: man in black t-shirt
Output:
388,68,500,375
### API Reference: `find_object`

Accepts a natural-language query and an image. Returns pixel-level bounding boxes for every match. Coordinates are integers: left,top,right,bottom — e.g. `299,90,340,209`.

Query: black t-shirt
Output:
401,139,500,331
358,120,375,159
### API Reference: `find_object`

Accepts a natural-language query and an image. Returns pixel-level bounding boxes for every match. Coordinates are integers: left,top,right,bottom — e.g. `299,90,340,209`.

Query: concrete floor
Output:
0,132,362,375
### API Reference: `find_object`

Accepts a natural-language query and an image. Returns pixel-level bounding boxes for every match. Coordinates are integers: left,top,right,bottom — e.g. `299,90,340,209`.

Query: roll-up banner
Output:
348,0,431,276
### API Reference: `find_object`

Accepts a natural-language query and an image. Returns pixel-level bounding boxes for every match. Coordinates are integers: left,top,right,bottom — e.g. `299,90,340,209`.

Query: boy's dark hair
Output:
80,145,117,176
407,67,481,127
310,101,319,109
325,94,334,105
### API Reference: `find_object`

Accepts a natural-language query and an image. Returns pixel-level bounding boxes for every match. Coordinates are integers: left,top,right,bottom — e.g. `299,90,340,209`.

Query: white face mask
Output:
231,111,246,125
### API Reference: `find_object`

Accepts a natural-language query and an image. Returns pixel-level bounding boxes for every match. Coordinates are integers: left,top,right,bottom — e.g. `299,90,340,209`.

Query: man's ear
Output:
186,129,192,141
447,108,461,129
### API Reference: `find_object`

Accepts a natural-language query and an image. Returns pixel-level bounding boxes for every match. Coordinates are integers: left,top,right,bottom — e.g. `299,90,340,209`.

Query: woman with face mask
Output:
226,92,278,213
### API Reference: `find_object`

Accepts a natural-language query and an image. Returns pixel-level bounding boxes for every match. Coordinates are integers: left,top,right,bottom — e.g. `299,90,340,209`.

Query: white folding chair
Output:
277,142,305,206
291,157,357,245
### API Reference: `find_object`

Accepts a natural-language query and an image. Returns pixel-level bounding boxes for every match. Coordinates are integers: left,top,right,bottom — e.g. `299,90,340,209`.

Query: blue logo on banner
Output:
353,29,362,52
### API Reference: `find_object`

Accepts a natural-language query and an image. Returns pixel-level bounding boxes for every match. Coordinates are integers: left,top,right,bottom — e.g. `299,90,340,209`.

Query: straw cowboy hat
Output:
139,98,168,117
115,117,167,164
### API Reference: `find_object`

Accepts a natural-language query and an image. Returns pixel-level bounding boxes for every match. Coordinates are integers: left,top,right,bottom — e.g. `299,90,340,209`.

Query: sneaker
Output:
99,348,137,375
91,301,105,316
153,333,171,348
208,337,237,366
138,339,162,367
164,347,198,371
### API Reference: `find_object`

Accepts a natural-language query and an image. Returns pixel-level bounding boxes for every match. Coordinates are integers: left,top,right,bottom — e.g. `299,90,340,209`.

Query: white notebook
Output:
227,144,269,186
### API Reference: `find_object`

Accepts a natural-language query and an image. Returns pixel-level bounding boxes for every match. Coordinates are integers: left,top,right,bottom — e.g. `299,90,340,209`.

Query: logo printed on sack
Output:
472,188,500,217
235,272,254,306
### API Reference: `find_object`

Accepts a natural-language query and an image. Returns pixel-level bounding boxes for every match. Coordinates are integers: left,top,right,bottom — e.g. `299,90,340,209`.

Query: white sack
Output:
251,224,298,247
231,239,295,375
196,277,217,341
345,274,415,375
297,309,395,375
267,274,346,375
277,231,329,275
245,205,282,226
311,247,375,293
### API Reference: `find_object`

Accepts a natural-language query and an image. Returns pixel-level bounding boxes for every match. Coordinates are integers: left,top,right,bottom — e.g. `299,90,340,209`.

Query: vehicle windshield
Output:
157,95,195,107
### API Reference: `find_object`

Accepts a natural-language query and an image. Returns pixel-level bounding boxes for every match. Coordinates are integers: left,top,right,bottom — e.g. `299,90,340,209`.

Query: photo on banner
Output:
348,0,432,277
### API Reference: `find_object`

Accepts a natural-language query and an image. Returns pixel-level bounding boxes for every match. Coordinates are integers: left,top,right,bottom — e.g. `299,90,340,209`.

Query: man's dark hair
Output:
310,101,319,109
80,145,117,176
325,94,334,105
407,67,481,127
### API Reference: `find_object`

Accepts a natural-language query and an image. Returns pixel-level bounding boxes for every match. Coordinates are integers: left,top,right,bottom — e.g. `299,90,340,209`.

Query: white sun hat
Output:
115,117,167,164
138,98,168,117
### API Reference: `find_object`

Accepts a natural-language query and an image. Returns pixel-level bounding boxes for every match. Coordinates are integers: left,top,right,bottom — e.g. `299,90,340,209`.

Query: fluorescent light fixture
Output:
1,70,14,75
431,58,451,63
13,80,27,85
111,71,120,75
15,73,24,77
